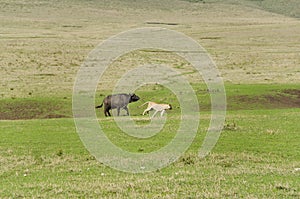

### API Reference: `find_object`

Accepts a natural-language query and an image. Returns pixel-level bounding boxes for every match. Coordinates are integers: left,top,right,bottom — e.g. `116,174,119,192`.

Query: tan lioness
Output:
139,101,172,118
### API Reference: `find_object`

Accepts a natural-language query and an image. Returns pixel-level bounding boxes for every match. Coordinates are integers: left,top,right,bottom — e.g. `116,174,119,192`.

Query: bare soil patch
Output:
230,89,300,110
0,99,70,120
282,89,300,97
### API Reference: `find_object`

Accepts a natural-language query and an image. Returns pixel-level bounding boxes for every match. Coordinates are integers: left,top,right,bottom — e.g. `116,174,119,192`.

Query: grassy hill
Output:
239,0,300,18
1,0,299,99
182,0,300,18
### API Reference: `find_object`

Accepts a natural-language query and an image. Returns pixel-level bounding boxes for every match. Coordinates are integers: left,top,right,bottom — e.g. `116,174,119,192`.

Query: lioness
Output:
140,101,172,118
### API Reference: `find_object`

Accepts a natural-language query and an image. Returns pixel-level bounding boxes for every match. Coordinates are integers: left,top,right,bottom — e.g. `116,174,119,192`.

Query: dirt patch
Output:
0,99,70,120
282,89,300,97
43,114,68,119
230,89,300,110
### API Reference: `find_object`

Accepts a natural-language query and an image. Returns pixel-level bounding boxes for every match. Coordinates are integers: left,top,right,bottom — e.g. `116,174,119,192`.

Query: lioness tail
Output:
138,101,149,107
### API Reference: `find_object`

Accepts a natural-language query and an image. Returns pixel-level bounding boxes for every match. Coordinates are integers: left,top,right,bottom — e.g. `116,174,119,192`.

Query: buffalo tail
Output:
95,104,103,108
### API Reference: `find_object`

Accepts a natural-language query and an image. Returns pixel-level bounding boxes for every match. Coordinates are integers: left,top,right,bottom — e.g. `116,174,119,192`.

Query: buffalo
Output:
95,93,140,116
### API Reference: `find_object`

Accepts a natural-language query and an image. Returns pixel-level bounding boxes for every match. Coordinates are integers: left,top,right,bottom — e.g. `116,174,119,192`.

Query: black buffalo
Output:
95,93,140,116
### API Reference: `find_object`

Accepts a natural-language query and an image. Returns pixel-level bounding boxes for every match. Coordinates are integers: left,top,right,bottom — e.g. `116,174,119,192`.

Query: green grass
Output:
1,84,300,197
0,108,299,198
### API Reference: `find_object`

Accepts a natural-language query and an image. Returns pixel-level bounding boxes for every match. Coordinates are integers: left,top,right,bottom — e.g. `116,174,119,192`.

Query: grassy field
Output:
1,0,299,198
1,105,299,197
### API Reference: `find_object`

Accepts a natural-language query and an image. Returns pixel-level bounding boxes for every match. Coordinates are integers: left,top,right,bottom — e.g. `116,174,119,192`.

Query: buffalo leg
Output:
124,106,129,116
105,108,111,117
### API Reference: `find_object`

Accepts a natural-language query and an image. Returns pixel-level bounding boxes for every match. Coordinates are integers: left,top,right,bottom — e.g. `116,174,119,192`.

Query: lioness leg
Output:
151,110,159,119
160,110,165,117
143,108,150,115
